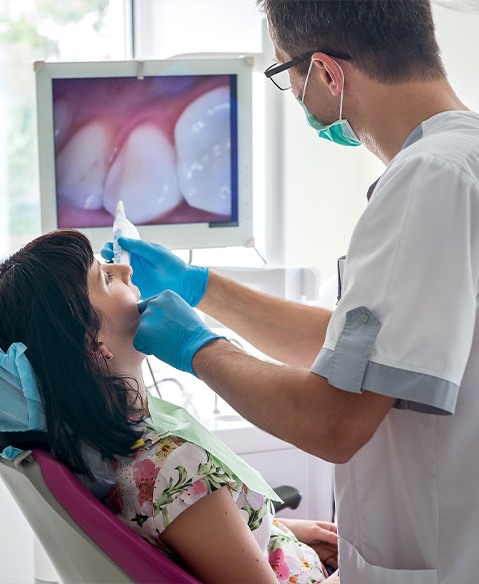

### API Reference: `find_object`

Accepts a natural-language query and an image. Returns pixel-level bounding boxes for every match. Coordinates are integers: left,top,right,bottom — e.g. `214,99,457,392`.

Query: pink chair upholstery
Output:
0,448,201,584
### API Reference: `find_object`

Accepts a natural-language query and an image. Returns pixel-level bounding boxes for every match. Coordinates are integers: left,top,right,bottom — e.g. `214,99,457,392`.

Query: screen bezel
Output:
35,58,254,251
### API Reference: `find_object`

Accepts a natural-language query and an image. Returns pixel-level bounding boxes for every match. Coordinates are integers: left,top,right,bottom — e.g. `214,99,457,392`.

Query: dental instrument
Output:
113,200,140,265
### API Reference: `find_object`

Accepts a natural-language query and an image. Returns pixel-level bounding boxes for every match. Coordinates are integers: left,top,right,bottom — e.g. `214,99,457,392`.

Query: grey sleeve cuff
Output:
312,307,458,415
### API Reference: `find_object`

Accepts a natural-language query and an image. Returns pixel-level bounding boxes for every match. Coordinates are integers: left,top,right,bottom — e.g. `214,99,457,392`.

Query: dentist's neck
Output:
347,71,468,165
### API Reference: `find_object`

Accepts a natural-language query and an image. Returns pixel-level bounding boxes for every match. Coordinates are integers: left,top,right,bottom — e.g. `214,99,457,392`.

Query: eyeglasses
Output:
264,49,352,91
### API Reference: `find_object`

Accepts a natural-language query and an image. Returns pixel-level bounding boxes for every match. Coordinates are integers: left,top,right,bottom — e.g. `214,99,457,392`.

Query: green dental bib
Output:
147,393,281,502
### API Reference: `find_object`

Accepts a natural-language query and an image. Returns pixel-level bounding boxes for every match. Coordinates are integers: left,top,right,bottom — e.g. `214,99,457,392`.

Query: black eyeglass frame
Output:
264,49,352,90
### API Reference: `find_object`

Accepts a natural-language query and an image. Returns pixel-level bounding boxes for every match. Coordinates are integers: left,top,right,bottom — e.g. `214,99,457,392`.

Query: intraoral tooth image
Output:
103,123,182,223
53,98,72,150
175,86,232,216
56,120,113,211
53,75,235,229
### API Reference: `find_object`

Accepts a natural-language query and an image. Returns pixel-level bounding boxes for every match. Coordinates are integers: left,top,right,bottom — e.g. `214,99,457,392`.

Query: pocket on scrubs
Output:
339,538,438,584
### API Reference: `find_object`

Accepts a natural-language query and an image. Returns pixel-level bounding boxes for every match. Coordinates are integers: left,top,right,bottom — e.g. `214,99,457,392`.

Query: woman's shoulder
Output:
108,421,242,533
113,419,239,492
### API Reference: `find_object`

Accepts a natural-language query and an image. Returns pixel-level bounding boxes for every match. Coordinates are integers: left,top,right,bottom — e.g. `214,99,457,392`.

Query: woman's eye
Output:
104,271,114,285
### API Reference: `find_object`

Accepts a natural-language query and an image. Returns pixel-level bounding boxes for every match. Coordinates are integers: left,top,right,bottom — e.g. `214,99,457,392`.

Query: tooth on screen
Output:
175,86,232,216
56,121,112,210
53,99,72,146
103,123,182,223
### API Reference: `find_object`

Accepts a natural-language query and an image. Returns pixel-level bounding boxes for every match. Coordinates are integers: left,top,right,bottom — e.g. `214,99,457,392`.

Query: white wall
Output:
282,105,381,280
434,3,479,112
134,0,263,58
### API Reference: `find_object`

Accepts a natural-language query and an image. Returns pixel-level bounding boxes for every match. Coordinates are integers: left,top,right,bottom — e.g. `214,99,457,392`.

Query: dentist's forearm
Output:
192,339,395,463
197,270,332,368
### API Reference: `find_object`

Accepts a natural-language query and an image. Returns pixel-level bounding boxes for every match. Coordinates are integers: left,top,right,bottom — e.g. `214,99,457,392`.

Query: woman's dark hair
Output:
0,230,143,475
258,0,446,83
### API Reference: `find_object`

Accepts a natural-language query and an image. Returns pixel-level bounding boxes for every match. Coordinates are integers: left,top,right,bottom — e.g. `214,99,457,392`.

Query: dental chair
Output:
0,448,201,583
0,447,303,583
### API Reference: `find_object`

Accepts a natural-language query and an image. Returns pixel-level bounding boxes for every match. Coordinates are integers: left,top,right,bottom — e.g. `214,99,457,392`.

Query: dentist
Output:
104,1,479,582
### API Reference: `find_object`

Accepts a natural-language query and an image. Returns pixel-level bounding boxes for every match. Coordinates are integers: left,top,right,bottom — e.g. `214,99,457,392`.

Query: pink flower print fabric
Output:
268,520,327,583
103,418,327,582
133,458,160,515
270,548,291,581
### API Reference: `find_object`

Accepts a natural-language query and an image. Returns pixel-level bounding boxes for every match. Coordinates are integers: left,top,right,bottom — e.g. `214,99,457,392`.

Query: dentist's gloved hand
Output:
134,291,224,375
101,238,208,306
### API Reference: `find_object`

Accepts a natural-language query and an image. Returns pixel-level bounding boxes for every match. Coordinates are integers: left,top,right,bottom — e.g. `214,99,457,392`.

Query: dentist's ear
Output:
310,52,344,97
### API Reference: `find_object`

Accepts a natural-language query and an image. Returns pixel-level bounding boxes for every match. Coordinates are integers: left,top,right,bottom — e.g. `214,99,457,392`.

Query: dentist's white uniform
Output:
313,111,479,584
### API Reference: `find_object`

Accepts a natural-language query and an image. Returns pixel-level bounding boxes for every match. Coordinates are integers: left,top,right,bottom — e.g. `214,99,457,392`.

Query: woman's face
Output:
87,260,142,365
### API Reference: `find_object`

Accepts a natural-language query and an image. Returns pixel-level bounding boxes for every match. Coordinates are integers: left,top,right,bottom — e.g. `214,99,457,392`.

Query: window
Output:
0,0,130,255
0,0,266,264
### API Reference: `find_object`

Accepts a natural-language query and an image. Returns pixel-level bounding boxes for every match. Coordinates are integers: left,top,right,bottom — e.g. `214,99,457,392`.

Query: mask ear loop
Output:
333,60,345,121
301,59,315,102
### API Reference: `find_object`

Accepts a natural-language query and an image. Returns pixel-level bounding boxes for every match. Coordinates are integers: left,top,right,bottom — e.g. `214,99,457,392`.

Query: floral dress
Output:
103,418,327,583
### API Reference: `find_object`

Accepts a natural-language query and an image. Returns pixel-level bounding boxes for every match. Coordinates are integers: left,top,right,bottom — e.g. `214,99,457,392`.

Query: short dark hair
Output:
0,230,143,475
258,0,445,83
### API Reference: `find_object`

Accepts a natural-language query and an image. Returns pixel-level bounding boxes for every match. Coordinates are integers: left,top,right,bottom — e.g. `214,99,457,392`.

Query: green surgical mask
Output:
297,60,362,147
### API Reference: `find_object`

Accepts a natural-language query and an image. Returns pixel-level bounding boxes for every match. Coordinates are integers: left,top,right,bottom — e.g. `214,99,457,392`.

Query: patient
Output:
0,230,339,584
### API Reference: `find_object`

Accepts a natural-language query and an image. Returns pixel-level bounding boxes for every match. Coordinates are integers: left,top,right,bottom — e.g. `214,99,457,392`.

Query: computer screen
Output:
35,58,253,251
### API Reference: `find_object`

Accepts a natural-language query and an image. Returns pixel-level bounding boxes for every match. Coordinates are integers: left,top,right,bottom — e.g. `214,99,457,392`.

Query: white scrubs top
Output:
312,111,479,584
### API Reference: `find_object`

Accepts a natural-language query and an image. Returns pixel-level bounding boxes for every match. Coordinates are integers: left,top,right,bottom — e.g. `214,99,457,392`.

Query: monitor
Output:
35,58,254,251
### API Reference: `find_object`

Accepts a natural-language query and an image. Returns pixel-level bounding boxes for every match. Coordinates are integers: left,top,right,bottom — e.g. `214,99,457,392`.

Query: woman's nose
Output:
117,263,133,282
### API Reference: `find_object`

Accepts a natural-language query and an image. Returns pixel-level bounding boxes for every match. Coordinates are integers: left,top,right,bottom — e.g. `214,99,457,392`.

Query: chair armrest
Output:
272,485,302,512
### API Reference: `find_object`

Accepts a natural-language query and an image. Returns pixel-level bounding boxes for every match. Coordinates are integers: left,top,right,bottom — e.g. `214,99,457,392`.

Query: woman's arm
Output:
160,485,278,584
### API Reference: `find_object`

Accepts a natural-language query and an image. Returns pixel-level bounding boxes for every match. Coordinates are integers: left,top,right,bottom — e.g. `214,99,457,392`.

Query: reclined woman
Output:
0,229,338,584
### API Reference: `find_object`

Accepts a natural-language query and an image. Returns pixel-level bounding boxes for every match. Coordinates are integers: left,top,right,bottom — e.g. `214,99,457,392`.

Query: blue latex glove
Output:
134,291,223,375
101,238,208,306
